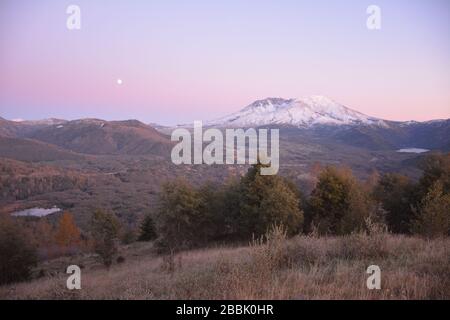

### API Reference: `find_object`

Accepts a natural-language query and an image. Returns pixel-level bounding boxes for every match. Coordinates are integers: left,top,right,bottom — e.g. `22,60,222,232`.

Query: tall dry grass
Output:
0,230,449,300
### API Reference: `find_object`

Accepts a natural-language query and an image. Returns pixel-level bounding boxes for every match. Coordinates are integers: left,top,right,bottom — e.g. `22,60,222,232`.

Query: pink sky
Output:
0,0,449,125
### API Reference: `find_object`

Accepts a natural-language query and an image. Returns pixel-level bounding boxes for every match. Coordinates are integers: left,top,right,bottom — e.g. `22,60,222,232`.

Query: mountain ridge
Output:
0,118,174,157
27,119,173,156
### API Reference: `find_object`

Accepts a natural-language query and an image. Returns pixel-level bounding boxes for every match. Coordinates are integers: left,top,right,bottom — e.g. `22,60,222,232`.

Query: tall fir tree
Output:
138,215,157,241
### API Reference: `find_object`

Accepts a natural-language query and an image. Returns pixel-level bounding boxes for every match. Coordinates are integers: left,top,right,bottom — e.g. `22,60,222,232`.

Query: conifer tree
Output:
138,214,157,241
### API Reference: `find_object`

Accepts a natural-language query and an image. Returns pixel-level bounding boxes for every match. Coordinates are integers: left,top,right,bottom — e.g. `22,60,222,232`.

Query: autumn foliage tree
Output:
54,212,81,250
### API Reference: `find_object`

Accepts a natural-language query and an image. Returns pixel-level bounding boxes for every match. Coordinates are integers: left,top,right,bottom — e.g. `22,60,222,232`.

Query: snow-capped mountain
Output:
14,118,68,126
206,96,386,128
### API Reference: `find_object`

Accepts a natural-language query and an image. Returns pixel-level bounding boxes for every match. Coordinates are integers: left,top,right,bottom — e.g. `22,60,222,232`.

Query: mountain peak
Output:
206,96,384,128
301,95,337,106
243,97,295,112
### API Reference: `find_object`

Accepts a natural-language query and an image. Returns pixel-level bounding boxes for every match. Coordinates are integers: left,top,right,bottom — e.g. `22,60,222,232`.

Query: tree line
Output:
149,153,449,250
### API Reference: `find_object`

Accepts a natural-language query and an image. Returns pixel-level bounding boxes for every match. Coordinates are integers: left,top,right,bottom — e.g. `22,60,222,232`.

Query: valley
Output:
1,97,448,229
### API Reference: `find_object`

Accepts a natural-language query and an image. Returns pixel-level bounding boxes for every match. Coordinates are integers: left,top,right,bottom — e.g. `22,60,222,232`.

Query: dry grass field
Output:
1,229,449,300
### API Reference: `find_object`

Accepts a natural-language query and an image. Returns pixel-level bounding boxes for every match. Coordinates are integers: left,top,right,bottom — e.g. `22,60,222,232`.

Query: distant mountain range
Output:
0,97,449,162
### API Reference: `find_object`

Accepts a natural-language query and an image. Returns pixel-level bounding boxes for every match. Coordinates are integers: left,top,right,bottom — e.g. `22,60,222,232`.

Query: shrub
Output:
338,217,389,260
249,224,290,272
0,216,38,285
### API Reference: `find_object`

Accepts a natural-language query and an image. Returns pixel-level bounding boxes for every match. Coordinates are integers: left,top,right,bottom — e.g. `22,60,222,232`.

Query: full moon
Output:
117,79,123,85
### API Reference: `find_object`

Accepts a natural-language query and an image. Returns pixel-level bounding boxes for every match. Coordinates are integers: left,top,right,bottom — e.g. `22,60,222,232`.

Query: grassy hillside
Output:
1,232,448,300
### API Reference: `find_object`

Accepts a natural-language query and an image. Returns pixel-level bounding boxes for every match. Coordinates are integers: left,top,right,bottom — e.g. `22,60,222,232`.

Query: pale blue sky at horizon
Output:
0,0,449,125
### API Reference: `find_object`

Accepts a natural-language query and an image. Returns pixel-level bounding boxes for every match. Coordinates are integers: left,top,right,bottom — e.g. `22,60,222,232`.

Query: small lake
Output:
12,207,61,217
397,148,430,154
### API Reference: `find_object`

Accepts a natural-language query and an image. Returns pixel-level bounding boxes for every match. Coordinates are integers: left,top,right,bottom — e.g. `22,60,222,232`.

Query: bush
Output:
338,217,389,259
249,224,290,272
0,216,38,285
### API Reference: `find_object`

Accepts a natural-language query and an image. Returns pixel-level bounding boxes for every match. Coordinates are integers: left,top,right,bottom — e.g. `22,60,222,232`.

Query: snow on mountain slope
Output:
206,96,386,128
16,118,68,126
